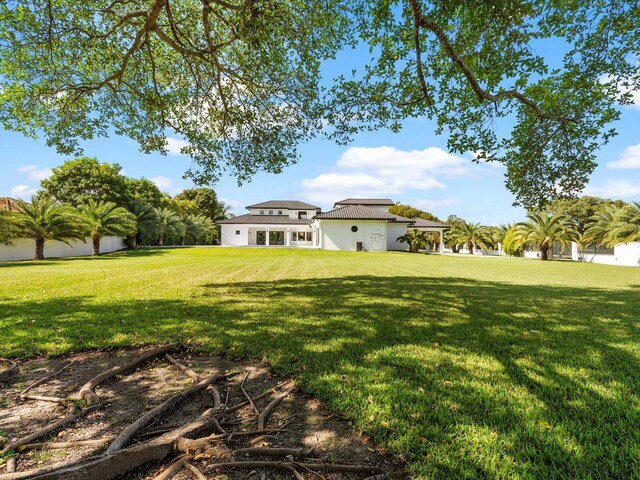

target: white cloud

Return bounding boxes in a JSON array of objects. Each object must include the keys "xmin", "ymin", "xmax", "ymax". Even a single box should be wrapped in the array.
[
  {"xmin": 10, "ymin": 185, "xmax": 38, "ymax": 198},
  {"xmin": 607, "ymin": 143, "xmax": 640, "ymax": 170},
  {"xmin": 17, "ymin": 165, "xmax": 52, "ymax": 181},
  {"xmin": 412, "ymin": 198, "xmax": 460, "ymax": 211},
  {"xmin": 583, "ymin": 180, "xmax": 640, "ymax": 198},
  {"xmin": 600, "ymin": 74, "xmax": 640, "ymax": 110},
  {"xmin": 165, "ymin": 137, "xmax": 189, "ymax": 156},
  {"xmin": 337, "ymin": 146, "xmax": 471, "ymax": 176},
  {"xmin": 299, "ymin": 146, "xmax": 475, "ymax": 206},
  {"xmin": 151, "ymin": 176, "xmax": 181, "ymax": 195}
]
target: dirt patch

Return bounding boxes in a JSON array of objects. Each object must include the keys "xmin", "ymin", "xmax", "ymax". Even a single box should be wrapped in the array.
[{"xmin": 0, "ymin": 347, "xmax": 405, "ymax": 479}]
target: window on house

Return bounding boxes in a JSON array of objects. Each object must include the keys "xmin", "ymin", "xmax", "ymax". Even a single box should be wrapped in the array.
[
  {"xmin": 278, "ymin": 210, "xmax": 283, "ymax": 215},
  {"xmin": 298, "ymin": 211, "xmax": 307, "ymax": 219},
  {"xmin": 259, "ymin": 210, "xmax": 264, "ymax": 215},
  {"xmin": 305, "ymin": 232, "xmax": 312, "ymax": 241},
  {"xmin": 351, "ymin": 225, "xmax": 358, "ymax": 232},
  {"xmin": 269, "ymin": 210, "xmax": 273, "ymax": 215},
  {"xmin": 235, "ymin": 230, "xmax": 240, "ymax": 235}
]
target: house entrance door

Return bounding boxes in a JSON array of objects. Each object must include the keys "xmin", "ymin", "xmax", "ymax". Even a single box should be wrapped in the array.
[{"xmin": 256, "ymin": 231, "xmax": 266, "ymax": 245}]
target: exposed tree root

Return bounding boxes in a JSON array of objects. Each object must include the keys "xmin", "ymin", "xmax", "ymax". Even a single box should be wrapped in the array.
[
  {"xmin": 0, "ymin": 405, "xmax": 102, "ymax": 456},
  {"xmin": 17, "ymin": 439, "xmax": 112, "ymax": 452},
  {"xmin": 153, "ymin": 456, "xmax": 191, "ymax": 480},
  {"xmin": 5, "ymin": 458, "xmax": 16, "ymax": 474},
  {"xmin": 20, "ymin": 361, "xmax": 76, "ymax": 395},
  {"xmin": 232, "ymin": 446, "xmax": 314, "ymax": 458},
  {"xmin": 0, "ymin": 353, "xmax": 391, "ymax": 480},
  {"xmin": 207, "ymin": 460, "xmax": 383, "ymax": 475},
  {"xmin": 19, "ymin": 395, "xmax": 68, "ymax": 405},
  {"xmin": 257, "ymin": 384, "xmax": 295, "ymax": 430},
  {"xmin": 240, "ymin": 371, "xmax": 259, "ymax": 415},
  {"xmin": 78, "ymin": 345, "xmax": 175, "ymax": 405},
  {"xmin": 105, "ymin": 370, "xmax": 237, "ymax": 454},
  {"xmin": 0, "ymin": 360, "xmax": 19, "ymax": 383},
  {"xmin": 183, "ymin": 462, "xmax": 207, "ymax": 480}
]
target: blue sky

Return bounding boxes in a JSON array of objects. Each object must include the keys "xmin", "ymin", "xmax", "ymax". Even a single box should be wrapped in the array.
[{"xmin": 1, "ymin": 47, "xmax": 639, "ymax": 225}]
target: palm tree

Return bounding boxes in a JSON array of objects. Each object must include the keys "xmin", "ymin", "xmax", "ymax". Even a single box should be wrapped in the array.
[
  {"xmin": 449, "ymin": 222, "xmax": 491, "ymax": 254},
  {"xmin": 606, "ymin": 202, "xmax": 640, "ymax": 245},
  {"xmin": 584, "ymin": 204, "xmax": 618, "ymax": 247},
  {"xmin": 516, "ymin": 211, "xmax": 577, "ymax": 261},
  {"xmin": 154, "ymin": 208, "xmax": 182, "ymax": 246},
  {"xmin": 212, "ymin": 201, "xmax": 233, "ymax": 222},
  {"xmin": 194, "ymin": 216, "xmax": 216, "ymax": 244},
  {"xmin": 0, "ymin": 210, "xmax": 16, "ymax": 245},
  {"xmin": 13, "ymin": 195, "xmax": 84, "ymax": 260},
  {"xmin": 127, "ymin": 202, "xmax": 158, "ymax": 247},
  {"xmin": 501, "ymin": 224, "xmax": 523, "ymax": 256},
  {"xmin": 397, "ymin": 229, "xmax": 428, "ymax": 253},
  {"xmin": 78, "ymin": 199, "xmax": 136, "ymax": 255},
  {"xmin": 178, "ymin": 214, "xmax": 199, "ymax": 245}
]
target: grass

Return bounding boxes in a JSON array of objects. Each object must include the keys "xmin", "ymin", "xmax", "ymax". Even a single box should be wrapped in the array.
[{"xmin": 1, "ymin": 247, "xmax": 639, "ymax": 478}]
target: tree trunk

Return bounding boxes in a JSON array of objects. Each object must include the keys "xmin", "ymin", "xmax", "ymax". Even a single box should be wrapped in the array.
[
  {"xmin": 468, "ymin": 242, "xmax": 474, "ymax": 254},
  {"xmin": 34, "ymin": 238, "xmax": 45, "ymax": 260},
  {"xmin": 159, "ymin": 234, "xmax": 164, "ymax": 246},
  {"xmin": 92, "ymin": 235, "xmax": 101, "ymax": 256},
  {"xmin": 540, "ymin": 244, "xmax": 549, "ymax": 261}
]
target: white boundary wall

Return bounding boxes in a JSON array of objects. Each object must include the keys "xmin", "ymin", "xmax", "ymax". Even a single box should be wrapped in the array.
[
  {"xmin": 571, "ymin": 242, "xmax": 640, "ymax": 267},
  {"xmin": 0, "ymin": 236, "xmax": 124, "ymax": 262}
]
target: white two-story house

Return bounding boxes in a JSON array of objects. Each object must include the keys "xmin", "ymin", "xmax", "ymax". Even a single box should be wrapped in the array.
[{"xmin": 218, "ymin": 198, "xmax": 448, "ymax": 252}]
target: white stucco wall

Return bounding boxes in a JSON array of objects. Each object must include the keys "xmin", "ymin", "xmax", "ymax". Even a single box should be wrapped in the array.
[
  {"xmin": 387, "ymin": 223, "xmax": 409, "ymax": 251},
  {"xmin": 0, "ymin": 236, "xmax": 124, "ymax": 262},
  {"xmin": 221, "ymin": 224, "xmax": 249, "ymax": 246},
  {"xmin": 319, "ymin": 220, "xmax": 388, "ymax": 251},
  {"xmin": 572, "ymin": 242, "xmax": 640, "ymax": 267}
]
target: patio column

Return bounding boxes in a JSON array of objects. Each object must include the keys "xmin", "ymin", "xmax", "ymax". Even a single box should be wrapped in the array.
[
  {"xmin": 266, "ymin": 227, "xmax": 270, "ymax": 246},
  {"xmin": 439, "ymin": 229, "xmax": 444, "ymax": 253},
  {"xmin": 286, "ymin": 227, "xmax": 291, "ymax": 246}
]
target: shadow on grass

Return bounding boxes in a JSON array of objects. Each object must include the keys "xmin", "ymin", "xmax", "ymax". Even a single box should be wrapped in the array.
[
  {"xmin": 1, "ymin": 275, "xmax": 639, "ymax": 477},
  {"xmin": 0, "ymin": 248, "xmax": 170, "ymax": 268}
]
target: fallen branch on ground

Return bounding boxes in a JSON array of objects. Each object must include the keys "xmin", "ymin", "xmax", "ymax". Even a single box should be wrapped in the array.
[
  {"xmin": 164, "ymin": 354, "xmax": 200, "ymax": 382},
  {"xmin": 20, "ymin": 361, "xmax": 76, "ymax": 395},
  {"xmin": 0, "ymin": 404, "xmax": 102, "ymax": 456}
]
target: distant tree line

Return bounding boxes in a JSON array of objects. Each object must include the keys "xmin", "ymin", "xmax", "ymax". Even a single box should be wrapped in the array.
[
  {"xmin": 391, "ymin": 197, "xmax": 640, "ymax": 261},
  {"xmin": 0, "ymin": 157, "xmax": 232, "ymax": 259}
]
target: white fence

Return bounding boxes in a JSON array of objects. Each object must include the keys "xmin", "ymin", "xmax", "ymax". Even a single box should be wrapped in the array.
[
  {"xmin": 0, "ymin": 236, "xmax": 124, "ymax": 262},
  {"xmin": 571, "ymin": 242, "xmax": 640, "ymax": 267}
]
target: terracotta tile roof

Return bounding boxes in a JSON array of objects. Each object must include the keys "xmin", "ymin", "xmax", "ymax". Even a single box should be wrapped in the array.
[
  {"xmin": 314, "ymin": 205, "xmax": 411, "ymax": 222},
  {"xmin": 246, "ymin": 200, "xmax": 320, "ymax": 210},
  {"xmin": 411, "ymin": 218, "xmax": 449, "ymax": 228},
  {"xmin": 333, "ymin": 198, "xmax": 395, "ymax": 207},
  {"xmin": 0, "ymin": 197, "xmax": 20, "ymax": 212},
  {"xmin": 217, "ymin": 214, "xmax": 312, "ymax": 225}
]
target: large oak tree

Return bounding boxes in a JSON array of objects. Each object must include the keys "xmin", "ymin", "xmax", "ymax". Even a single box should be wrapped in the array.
[{"xmin": 1, "ymin": 1, "xmax": 638, "ymax": 206}]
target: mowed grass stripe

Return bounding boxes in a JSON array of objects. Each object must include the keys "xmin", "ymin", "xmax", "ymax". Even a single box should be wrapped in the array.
[{"xmin": 1, "ymin": 247, "xmax": 639, "ymax": 479}]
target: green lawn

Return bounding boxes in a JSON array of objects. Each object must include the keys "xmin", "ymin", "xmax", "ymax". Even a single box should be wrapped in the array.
[{"xmin": 1, "ymin": 248, "xmax": 639, "ymax": 478}]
